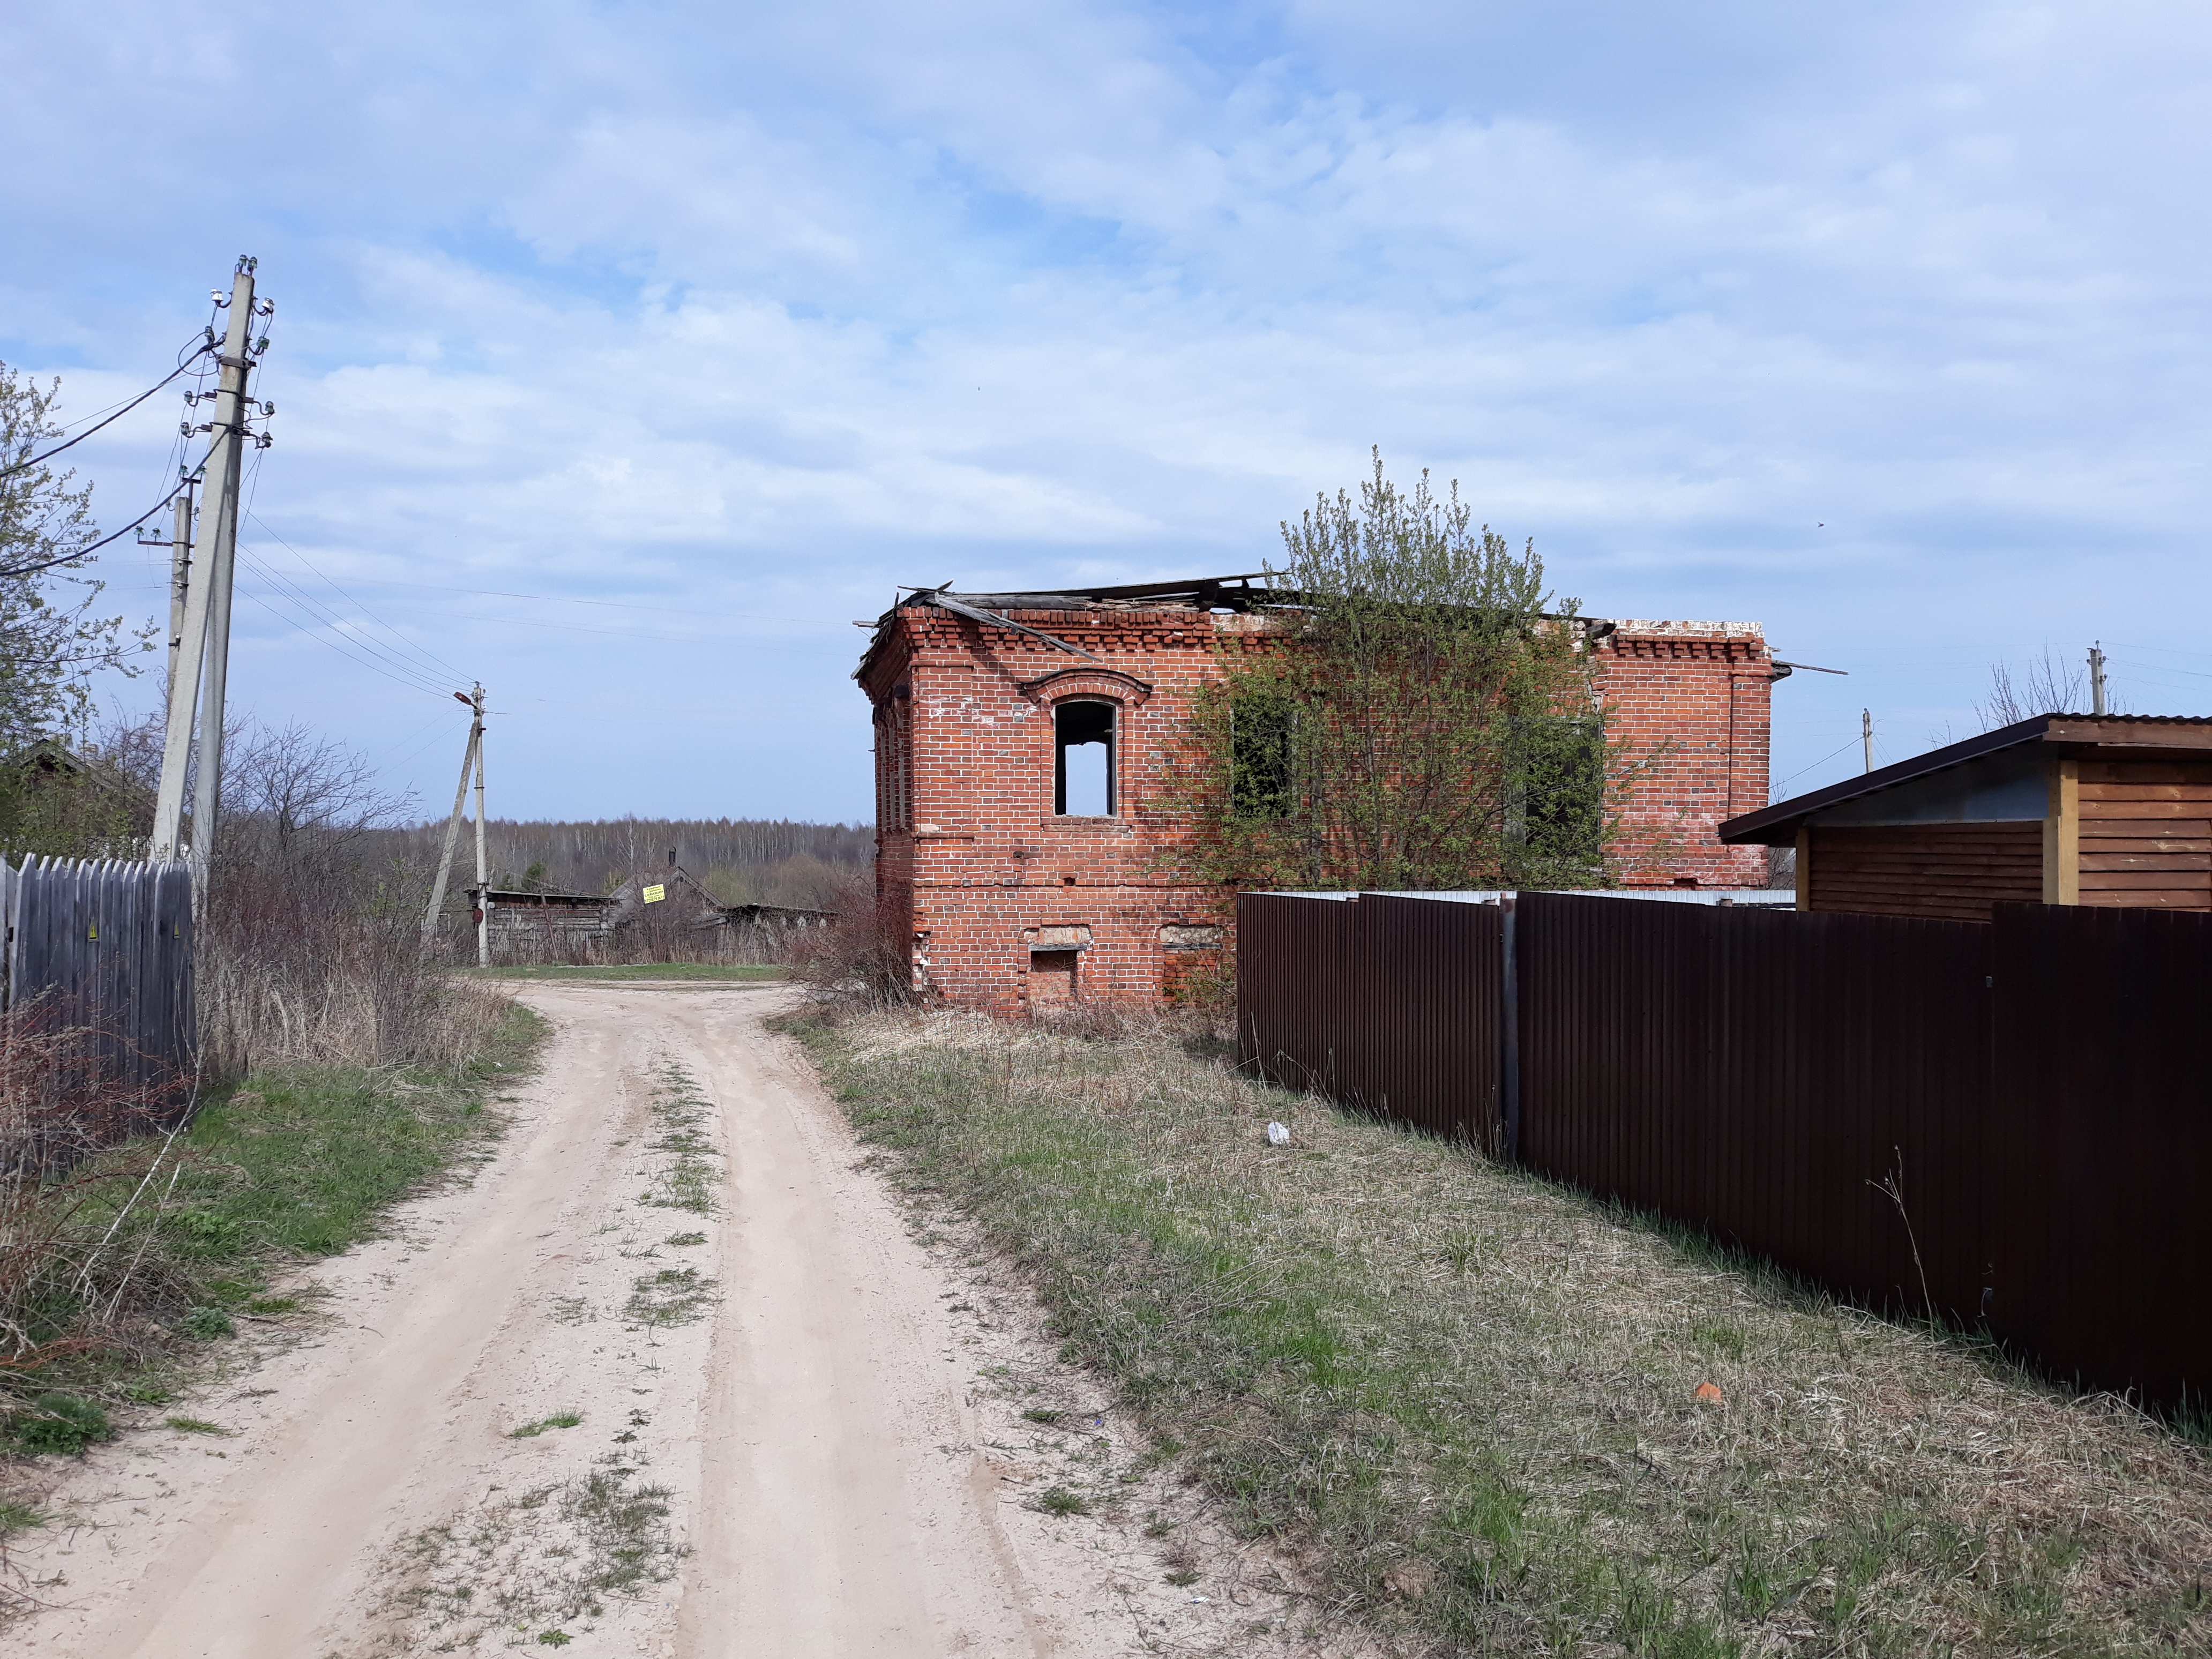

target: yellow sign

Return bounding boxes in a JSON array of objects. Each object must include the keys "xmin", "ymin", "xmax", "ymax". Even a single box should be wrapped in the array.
[{"xmin": 641, "ymin": 884, "xmax": 666, "ymax": 905}]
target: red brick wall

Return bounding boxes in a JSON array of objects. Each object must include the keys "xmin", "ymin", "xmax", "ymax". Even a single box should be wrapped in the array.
[
  {"xmin": 1594, "ymin": 622, "xmax": 1775, "ymax": 890},
  {"xmin": 858, "ymin": 605, "xmax": 1774, "ymax": 1011}
]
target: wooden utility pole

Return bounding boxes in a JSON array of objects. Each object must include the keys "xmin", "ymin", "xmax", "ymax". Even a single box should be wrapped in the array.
[
  {"xmin": 422, "ymin": 686, "xmax": 484, "ymax": 954},
  {"xmin": 152, "ymin": 257, "xmax": 263, "ymax": 894}
]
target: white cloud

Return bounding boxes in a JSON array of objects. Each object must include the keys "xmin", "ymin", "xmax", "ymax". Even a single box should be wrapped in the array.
[{"xmin": 2, "ymin": 0, "xmax": 2209, "ymax": 815}]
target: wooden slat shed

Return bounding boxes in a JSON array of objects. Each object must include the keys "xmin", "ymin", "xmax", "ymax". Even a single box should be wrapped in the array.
[{"xmin": 1718, "ymin": 715, "xmax": 2212, "ymax": 920}]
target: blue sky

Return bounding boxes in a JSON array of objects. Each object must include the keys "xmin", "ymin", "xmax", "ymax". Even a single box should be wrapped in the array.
[{"xmin": 5, "ymin": 2, "xmax": 2209, "ymax": 823}]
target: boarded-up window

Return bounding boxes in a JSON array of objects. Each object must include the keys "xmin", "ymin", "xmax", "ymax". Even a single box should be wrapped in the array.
[
  {"xmin": 1029, "ymin": 947, "xmax": 1080, "ymax": 1002},
  {"xmin": 875, "ymin": 694, "xmax": 913, "ymax": 830}
]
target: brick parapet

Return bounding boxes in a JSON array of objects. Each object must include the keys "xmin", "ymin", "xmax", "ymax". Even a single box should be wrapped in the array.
[{"xmin": 1595, "ymin": 623, "xmax": 1774, "ymax": 888}]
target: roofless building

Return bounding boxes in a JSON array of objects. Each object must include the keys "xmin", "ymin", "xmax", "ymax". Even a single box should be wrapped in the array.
[{"xmin": 857, "ymin": 575, "xmax": 1786, "ymax": 1011}]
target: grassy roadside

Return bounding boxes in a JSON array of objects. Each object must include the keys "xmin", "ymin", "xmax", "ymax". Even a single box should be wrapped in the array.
[
  {"xmin": 463, "ymin": 963, "xmax": 786, "ymax": 983},
  {"xmin": 0, "ymin": 998, "xmax": 545, "ymax": 1477},
  {"xmin": 790, "ymin": 1006, "xmax": 2212, "ymax": 1657}
]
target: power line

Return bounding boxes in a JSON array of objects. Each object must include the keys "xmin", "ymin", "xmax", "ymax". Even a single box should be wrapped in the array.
[
  {"xmin": 370, "ymin": 711, "xmax": 474, "ymax": 776},
  {"xmin": 0, "ymin": 338, "xmax": 215, "ymax": 480},
  {"xmin": 430, "ymin": 609, "xmax": 824, "ymax": 647},
  {"xmin": 234, "ymin": 548, "xmax": 460, "ymax": 698},
  {"xmin": 0, "ymin": 462, "xmax": 208, "ymax": 580},
  {"xmin": 342, "ymin": 572, "xmax": 842, "ymax": 626},
  {"xmin": 229, "ymin": 581, "xmax": 465, "ymax": 700},
  {"xmin": 243, "ymin": 511, "xmax": 472, "ymax": 684},
  {"xmin": 237, "ymin": 554, "xmax": 465, "ymax": 694},
  {"xmin": 1770, "ymin": 735, "xmax": 1864, "ymax": 795}
]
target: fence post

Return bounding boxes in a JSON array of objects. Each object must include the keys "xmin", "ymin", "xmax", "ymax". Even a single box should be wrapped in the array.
[{"xmin": 1501, "ymin": 893, "xmax": 1521, "ymax": 1164}]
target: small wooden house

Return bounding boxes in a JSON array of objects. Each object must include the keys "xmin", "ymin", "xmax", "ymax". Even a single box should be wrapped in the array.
[
  {"xmin": 1718, "ymin": 715, "xmax": 2212, "ymax": 921},
  {"xmin": 465, "ymin": 885, "xmax": 614, "ymax": 946}
]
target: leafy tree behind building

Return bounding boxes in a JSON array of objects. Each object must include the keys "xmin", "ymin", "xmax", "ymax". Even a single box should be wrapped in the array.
[
  {"xmin": 1172, "ymin": 451, "xmax": 1635, "ymax": 893},
  {"xmin": 0, "ymin": 363, "xmax": 156, "ymax": 855}
]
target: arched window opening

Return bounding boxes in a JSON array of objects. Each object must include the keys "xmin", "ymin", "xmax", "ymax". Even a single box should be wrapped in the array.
[{"xmin": 1055, "ymin": 700, "xmax": 1115, "ymax": 816}]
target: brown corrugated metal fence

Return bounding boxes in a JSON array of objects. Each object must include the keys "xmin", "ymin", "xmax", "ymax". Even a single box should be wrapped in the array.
[
  {"xmin": 1238, "ymin": 888, "xmax": 2212, "ymax": 1409},
  {"xmin": 1237, "ymin": 893, "xmax": 1501, "ymax": 1150},
  {"xmin": 1514, "ymin": 892, "xmax": 1992, "ymax": 1322},
  {"xmin": 1987, "ymin": 902, "xmax": 2212, "ymax": 1403}
]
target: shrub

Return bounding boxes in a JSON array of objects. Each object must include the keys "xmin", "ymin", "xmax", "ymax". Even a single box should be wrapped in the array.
[
  {"xmin": 179, "ymin": 1306, "xmax": 233, "ymax": 1340},
  {"xmin": 790, "ymin": 876, "xmax": 915, "ymax": 1009},
  {"xmin": 8, "ymin": 1392, "xmax": 113, "ymax": 1455}
]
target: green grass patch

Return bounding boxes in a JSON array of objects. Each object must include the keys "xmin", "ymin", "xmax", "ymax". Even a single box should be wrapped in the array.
[
  {"xmin": 790, "ymin": 1007, "xmax": 2212, "ymax": 1657},
  {"xmin": 640, "ymin": 1062, "xmax": 718, "ymax": 1216},
  {"xmin": 465, "ymin": 962, "xmax": 786, "ymax": 982},
  {"xmin": 164, "ymin": 1416, "xmax": 229, "ymax": 1436},
  {"xmin": 168, "ymin": 1003, "xmax": 542, "ymax": 1264},
  {"xmin": 510, "ymin": 1411, "xmax": 585, "ymax": 1439},
  {"xmin": 624, "ymin": 1267, "xmax": 714, "ymax": 1329},
  {"xmin": 4, "ymin": 1393, "xmax": 114, "ymax": 1456},
  {"xmin": 0, "ymin": 1000, "xmax": 545, "ymax": 1454}
]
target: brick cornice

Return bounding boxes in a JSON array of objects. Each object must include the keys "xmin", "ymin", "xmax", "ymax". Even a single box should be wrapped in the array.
[{"xmin": 1017, "ymin": 667, "xmax": 1154, "ymax": 707}]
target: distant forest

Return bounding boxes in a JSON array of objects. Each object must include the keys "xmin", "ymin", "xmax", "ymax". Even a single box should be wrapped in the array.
[{"xmin": 367, "ymin": 817, "xmax": 871, "ymax": 909}]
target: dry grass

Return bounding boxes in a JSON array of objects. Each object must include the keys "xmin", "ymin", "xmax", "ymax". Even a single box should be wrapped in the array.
[
  {"xmin": 794, "ymin": 1005, "xmax": 2212, "ymax": 1657},
  {"xmin": 200, "ymin": 918, "xmax": 514, "ymax": 1078}
]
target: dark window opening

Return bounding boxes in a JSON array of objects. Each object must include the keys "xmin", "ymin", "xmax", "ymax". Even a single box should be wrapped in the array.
[
  {"xmin": 1230, "ymin": 696, "xmax": 1292, "ymax": 820},
  {"xmin": 1513, "ymin": 715, "xmax": 1606, "ymax": 865},
  {"xmin": 1055, "ymin": 700, "xmax": 1115, "ymax": 816}
]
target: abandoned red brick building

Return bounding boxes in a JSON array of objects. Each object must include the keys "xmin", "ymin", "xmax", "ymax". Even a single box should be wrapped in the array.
[{"xmin": 856, "ymin": 576, "xmax": 1781, "ymax": 1012}]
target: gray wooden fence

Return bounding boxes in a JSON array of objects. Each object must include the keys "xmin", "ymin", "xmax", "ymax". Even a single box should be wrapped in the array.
[{"xmin": 3, "ymin": 856, "xmax": 196, "ymax": 1107}]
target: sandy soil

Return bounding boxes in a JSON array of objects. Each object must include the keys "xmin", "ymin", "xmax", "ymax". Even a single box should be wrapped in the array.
[{"xmin": 6, "ymin": 984, "xmax": 1365, "ymax": 1658}]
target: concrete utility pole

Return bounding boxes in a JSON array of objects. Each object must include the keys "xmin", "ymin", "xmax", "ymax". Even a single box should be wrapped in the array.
[
  {"xmin": 1863, "ymin": 708, "xmax": 1874, "ymax": 774},
  {"xmin": 421, "ymin": 687, "xmax": 485, "ymax": 954},
  {"xmin": 152, "ymin": 257, "xmax": 263, "ymax": 893},
  {"xmin": 165, "ymin": 482, "xmax": 194, "ymax": 685},
  {"xmin": 473, "ymin": 693, "xmax": 491, "ymax": 968},
  {"xmin": 2089, "ymin": 642, "xmax": 2108, "ymax": 716},
  {"xmin": 134, "ymin": 480, "xmax": 195, "ymax": 679}
]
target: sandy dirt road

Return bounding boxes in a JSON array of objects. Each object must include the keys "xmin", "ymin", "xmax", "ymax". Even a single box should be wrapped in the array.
[{"xmin": 11, "ymin": 984, "xmax": 1343, "ymax": 1658}]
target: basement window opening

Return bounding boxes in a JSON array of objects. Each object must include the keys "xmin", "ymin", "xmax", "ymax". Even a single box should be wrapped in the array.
[{"xmin": 1055, "ymin": 700, "xmax": 1116, "ymax": 816}]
